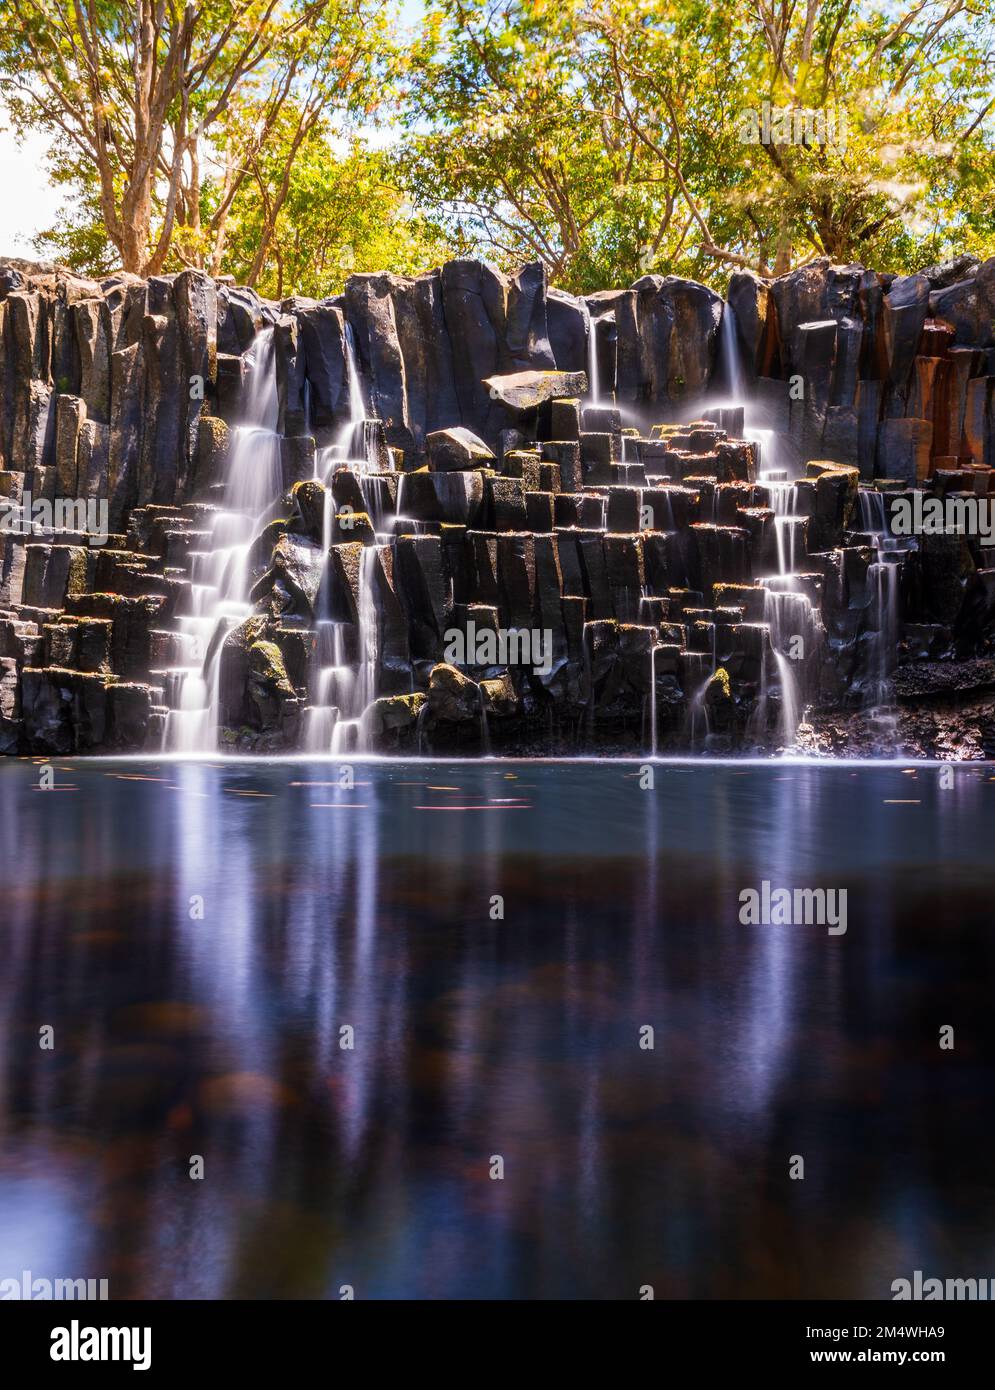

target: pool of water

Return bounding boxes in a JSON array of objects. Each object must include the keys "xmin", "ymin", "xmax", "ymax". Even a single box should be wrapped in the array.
[{"xmin": 1, "ymin": 758, "xmax": 993, "ymax": 1299}]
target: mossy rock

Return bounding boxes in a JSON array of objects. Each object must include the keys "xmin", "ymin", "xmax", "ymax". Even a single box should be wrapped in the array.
[
  {"xmin": 704, "ymin": 666, "xmax": 733, "ymax": 704},
  {"xmin": 368, "ymin": 691, "xmax": 426, "ymax": 734},
  {"xmin": 247, "ymin": 640, "xmax": 295, "ymax": 696},
  {"xmin": 427, "ymin": 662, "xmax": 481, "ymax": 722},
  {"xmin": 334, "ymin": 510, "xmax": 375, "ymax": 546}
]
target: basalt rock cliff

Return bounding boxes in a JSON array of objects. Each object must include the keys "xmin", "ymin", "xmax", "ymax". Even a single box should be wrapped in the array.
[{"xmin": 1, "ymin": 252, "xmax": 995, "ymax": 757}]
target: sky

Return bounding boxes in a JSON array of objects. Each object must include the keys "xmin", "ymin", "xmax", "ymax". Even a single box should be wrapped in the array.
[{"xmin": 0, "ymin": 110, "xmax": 65, "ymax": 257}]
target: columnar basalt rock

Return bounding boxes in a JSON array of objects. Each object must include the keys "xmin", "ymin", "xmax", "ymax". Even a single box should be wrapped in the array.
[{"xmin": 2, "ymin": 253, "xmax": 995, "ymax": 755}]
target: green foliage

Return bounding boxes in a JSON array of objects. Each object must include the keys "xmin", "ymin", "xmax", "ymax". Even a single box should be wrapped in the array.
[
  {"xmin": 0, "ymin": 0, "xmax": 402, "ymax": 276},
  {"xmin": 397, "ymin": 0, "xmax": 995, "ymax": 290},
  {"xmin": 1, "ymin": 0, "xmax": 993, "ymax": 292},
  {"xmin": 217, "ymin": 126, "xmax": 451, "ymax": 297}
]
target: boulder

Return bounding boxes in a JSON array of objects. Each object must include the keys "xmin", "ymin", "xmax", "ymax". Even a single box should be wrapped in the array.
[
  {"xmin": 252, "ymin": 533, "xmax": 326, "ymax": 618},
  {"xmin": 426, "ymin": 426, "xmax": 495, "ymax": 472},
  {"xmin": 427, "ymin": 662, "xmax": 480, "ymax": 722},
  {"xmin": 929, "ymin": 257, "xmax": 995, "ymax": 348},
  {"xmin": 247, "ymin": 639, "xmax": 297, "ymax": 729},
  {"xmin": 482, "ymin": 369, "xmax": 587, "ymax": 413},
  {"xmin": 367, "ymin": 691, "xmax": 425, "ymax": 747},
  {"xmin": 289, "ymin": 478, "xmax": 327, "ymax": 543}
]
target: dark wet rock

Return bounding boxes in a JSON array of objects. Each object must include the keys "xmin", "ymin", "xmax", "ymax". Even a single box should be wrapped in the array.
[
  {"xmin": 883, "ymin": 273, "xmax": 931, "ymax": 385},
  {"xmin": 280, "ymin": 435, "xmax": 315, "ymax": 490},
  {"xmin": 929, "ymin": 257, "xmax": 995, "ymax": 347},
  {"xmin": 367, "ymin": 691, "xmax": 425, "ymax": 749},
  {"xmin": 441, "ymin": 259, "xmax": 510, "ymax": 445},
  {"xmin": 805, "ymin": 461, "xmax": 859, "ymax": 550},
  {"xmin": 427, "ymin": 662, "xmax": 480, "ymax": 722},
  {"xmin": 327, "ymin": 542, "xmax": 363, "ymax": 625},
  {"xmin": 480, "ymin": 670, "xmax": 518, "ymax": 716},
  {"xmin": 426, "ymin": 426, "xmax": 495, "ymax": 471},
  {"xmin": 401, "ymin": 469, "xmax": 486, "ymax": 526},
  {"xmin": 295, "ymin": 301, "xmax": 350, "ymax": 428},
  {"xmin": 727, "ymin": 270, "xmax": 777, "ymax": 381},
  {"xmin": 331, "ymin": 509, "xmax": 376, "ymax": 547},
  {"xmin": 396, "ymin": 534, "xmax": 449, "ymax": 658},
  {"xmin": 892, "ymin": 658, "xmax": 995, "ymax": 702},
  {"xmin": 247, "ymin": 639, "xmax": 297, "ymax": 729},
  {"xmin": 2, "ymin": 252, "xmax": 995, "ymax": 756},
  {"xmin": 289, "ymin": 478, "xmax": 326, "ymax": 543},
  {"xmin": 546, "ymin": 289, "xmax": 587, "ymax": 372},
  {"xmin": 615, "ymin": 276, "xmax": 722, "ymax": 407},
  {"xmin": 252, "ymin": 533, "xmax": 326, "ymax": 619}
]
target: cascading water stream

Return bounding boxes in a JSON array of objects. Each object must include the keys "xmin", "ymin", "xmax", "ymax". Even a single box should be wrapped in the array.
[
  {"xmin": 858, "ymin": 487, "xmax": 902, "ymax": 717},
  {"xmin": 581, "ymin": 301, "xmax": 600, "ymax": 404},
  {"xmin": 859, "ymin": 489, "xmax": 887, "ymax": 535},
  {"xmin": 717, "ymin": 301, "xmax": 746, "ymax": 402},
  {"xmin": 765, "ymin": 479, "xmax": 804, "ymax": 576},
  {"xmin": 756, "ymin": 476, "xmax": 821, "ymax": 750},
  {"xmin": 163, "ymin": 328, "xmax": 281, "ymax": 751},
  {"xmin": 329, "ymin": 545, "xmax": 380, "ymax": 754},
  {"xmin": 648, "ymin": 643, "xmax": 664, "ymax": 757},
  {"xmin": 302, "ymin": 322, "xmax": 392, "ymax": 750}
]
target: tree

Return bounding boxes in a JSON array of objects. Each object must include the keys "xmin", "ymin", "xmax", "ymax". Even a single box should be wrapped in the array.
[
  {"xmin": 397, "ymin": 0, "xmax": 995, "ymax": 290},
  {"xmin": 217, "ymin": 121, "xmax": 451, "ymax": 296},
  {"xmin": 602, "ymin": 0, "xmax": 995, "ymax": 275},
  {"xmin": 0, "ymin": 0, "xmax": 394, "ymax": 276},
  {"xmin": 397, "ymin": 0, "xmax": 719, "ymax": 292}
]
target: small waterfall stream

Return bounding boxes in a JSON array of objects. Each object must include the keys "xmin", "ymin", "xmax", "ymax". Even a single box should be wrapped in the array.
[
  {"xmin": 757, "ymin": 476, "xmax": 820, "ymax": 749},
  {"xmin": 327, "ymin": 545, "xmax": 380, "ymax": 754},
  {"xmin": 717, "ymin": 301, "xmax": 746, "ymax": 401},
  {"xmin": 581, "ymin": 302, "xmax": 601, "ymax": 405},
  {"xmin": 163, "ymin": 328, "xmax": 281, "ymax": 751},
  {"xmin": 306, "ymin": 326, "xmax": 387, "ymax": 752},
  {"xmin": 163, "ymin": 316, "xmax": 392, "ymax": 755},
  {"xmin": 859, "ymin": 488, "xmax": 902, "ymax": 717}
]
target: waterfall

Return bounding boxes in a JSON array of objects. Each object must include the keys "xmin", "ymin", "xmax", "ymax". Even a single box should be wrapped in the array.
[
  {"xmin": 859, "ymin": 489, "xmax": 888, "ymax": 535},
  {"xmin": 163, "ymin": 328, "xmax": 280, "ymax": 752},
  {"xmin": 715, "ymin": 298, "xmax": 786, "ymax": 480},
  {"xmin": 477, "ymin": 683, "xmax": 491, "ymax": 755},
  {"xmin": 343, "ymin": 321, "xmax": 366, "ymax": 423},
  {"xmin": 305, "ymin": 547, "xmax": 382, "ymax": 756},
  {"xmin": 765, "ymin": 478, "xmax": 802, "ymax": 575},
  {"xmin": 856, "ymin": 488, "xmax": 902, "ymax": 715},
  {"xmin": 755, "ymin": 477, "xmax": 821, "ymax": 749},
  {"xmin": 336, "ymin": 321, "xmax": 387, "ymax": 474},
  {"xmin": 718, "ymin": 301, "xmax": 746, "ymax": 402},
  {"xmin": 582, "ymin": 301, "xmax": 600, "ymax": 404},
  {"xmin": 303, "ymin": 621, "xmax": 350, "ymax": 752},
  {"xmin": 685, "ymin": 662, "xmax": 712, "ymax": 747},
  {"xmin": 867, "ymin": 560, "xmax": 899, "ymax": 707},
  {"xmin": 326, "ymin": 544, "xmax": 380, "ymax": 754},
  {"xmin": 759, "ymin": 579, "xmax": 816, "ymax": 748},
  {"xmin": 649, "ymin": 643, "xmax": 662, "ymax": 757}
]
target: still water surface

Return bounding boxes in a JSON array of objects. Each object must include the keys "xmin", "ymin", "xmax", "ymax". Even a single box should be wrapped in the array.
[{"xmin": 1, "ymin": 759, "xmax": 993, "ymax": 1299}]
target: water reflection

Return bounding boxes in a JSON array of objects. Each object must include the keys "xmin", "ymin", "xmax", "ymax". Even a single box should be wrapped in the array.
[{"xmin": 0, "ymin": 760, "xmax": 993, "ymax": 1298}]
